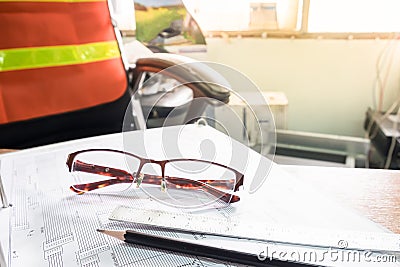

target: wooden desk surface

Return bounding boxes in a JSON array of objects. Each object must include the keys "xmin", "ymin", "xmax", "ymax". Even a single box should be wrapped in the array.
[{"xmin": 284, "ymin": 166, "xmax": 400, "ymax": 234}]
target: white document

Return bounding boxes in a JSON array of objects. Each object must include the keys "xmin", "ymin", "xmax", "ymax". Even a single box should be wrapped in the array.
[{"xmin": 0, "ymin": 125, "xmax": 399, "ymax": 267}]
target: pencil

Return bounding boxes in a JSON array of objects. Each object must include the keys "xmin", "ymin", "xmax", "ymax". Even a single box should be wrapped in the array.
[{"xmin": 97, "ymin": 229, "xmax": 313, "ymax": 267}]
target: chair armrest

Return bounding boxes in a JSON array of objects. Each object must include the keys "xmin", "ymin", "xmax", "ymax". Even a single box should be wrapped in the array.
[{"xmin": 132, "ymin": 53, "xmax": 231, "ymax": 103}]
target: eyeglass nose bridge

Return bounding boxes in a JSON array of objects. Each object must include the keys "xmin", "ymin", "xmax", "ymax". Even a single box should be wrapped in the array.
[
  {"xmin": 135, "ymin": 160, "xmax": 168, "ymax": 192},
  {"xmin": 135, "ymin": 173, "xmax": 144, "ymax": 188}
]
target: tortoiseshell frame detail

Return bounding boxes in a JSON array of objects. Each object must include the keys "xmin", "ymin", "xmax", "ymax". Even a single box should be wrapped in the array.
[{"xmin": 66, "ymin": 149, "xmax": 244, "ymax": 203}]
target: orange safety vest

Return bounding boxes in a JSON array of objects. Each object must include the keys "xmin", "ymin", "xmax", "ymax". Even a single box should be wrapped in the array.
[{"xmin": 0, "ymin": 0, "xmax": 127, "ymax": 124}]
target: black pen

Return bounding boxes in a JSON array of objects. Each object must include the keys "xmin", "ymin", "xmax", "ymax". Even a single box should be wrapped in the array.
[{"xmin": 97, "ymin": 229, "xmax": 315, "ymax": 267}]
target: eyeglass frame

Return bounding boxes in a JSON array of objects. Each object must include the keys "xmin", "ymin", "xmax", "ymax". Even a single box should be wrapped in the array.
[{"xmin": 66, "ymin": 148, "xmax": 244, "ymax": 204}]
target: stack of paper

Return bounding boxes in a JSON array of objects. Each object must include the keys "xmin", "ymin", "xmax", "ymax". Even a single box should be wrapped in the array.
[{"xmin": 0, "ymin": 125, "xmax": 398, "ymax": 267}]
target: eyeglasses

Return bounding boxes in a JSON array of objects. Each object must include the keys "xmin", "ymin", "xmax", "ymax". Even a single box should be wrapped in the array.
[{"xmin": 66, "ymin": 149, "xmax": 244, "ymax": 208}]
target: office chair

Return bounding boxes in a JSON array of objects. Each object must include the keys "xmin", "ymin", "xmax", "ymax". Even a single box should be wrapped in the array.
[{"xmin": 0, "ymin": 0, "xmax": 230, "ymax": 149}]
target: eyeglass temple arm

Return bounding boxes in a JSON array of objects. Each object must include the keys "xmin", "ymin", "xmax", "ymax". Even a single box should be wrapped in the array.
[
  {"xmin": 70, "ymin": 160, "xmax": 134, "ymax": 193},
  {"xmin": 72, "ymin": 160, "xmax": 133, "ymax": 180},
  {"xmin": 70, "ymin": 161, "xmax": 240, "ymax": 203},
  {"xmin": 140, "ymin": 174, "xmax": 240, "ymax": 203},
  {"xmin": 141, "ymin": 173, "xmax": 235, "ymax": 190},
  {"xmin": 71, "ymin": 161, "xmax": 235, "ymax": 190},
  {"xmin": 170, "ymin": 178, "xmax": 240, "ymax": 203},
  {"xmin": 70, "ymin": 179, "xmax": 133, "ymax": 194}
]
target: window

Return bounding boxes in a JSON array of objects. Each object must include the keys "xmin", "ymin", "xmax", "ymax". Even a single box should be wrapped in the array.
[
  {"xmin": 308, "ymin": 0, "xmax": 400, "ymax": 33},
  {"xmin": 183, "ymin": 0, "xmax": 400, "ymax": 38},
  {"xmin": 183, "ymin": 0, "xmax": 301, "ymax": 32}
]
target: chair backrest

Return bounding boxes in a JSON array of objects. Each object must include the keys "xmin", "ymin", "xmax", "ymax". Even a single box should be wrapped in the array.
[{"xmin": 0, "ymin": 0, "xmax": 131, "ymax": 148}]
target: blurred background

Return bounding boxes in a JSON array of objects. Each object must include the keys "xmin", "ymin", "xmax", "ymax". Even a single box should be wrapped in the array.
[{"xmin": 111, "ymin": 0, "xmax": 400, "ymax": 169}]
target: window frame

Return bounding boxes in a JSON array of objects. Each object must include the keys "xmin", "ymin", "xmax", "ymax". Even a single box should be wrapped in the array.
[{"xmin": 203, "ymin": 0, "xmax": 400, "ymax": 40}]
